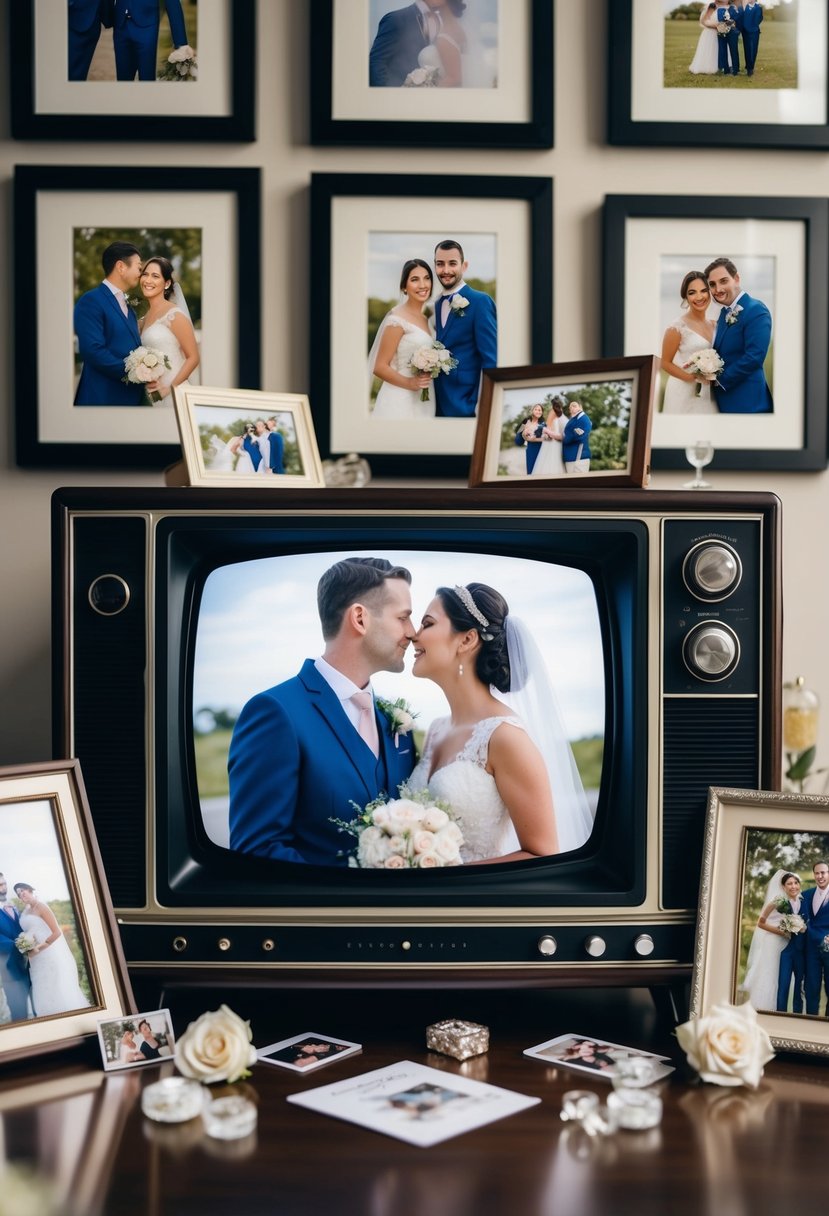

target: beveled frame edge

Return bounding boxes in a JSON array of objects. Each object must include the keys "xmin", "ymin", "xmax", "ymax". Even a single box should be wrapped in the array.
[
  {"xmin": 601, "ymin": 193, "xmax": 829, "ymax": 472},
  {"xmin": 692, "ymin": 785, "xmax": 829, "ymax": 1057},
  {"xmin": 0, "ymin": 760, "xmax": 136, "ymax": 1066},
  {"xmin": 309, "ymin": 171, "xmax": 554, "ymax": 478},
  {"xmin": 171, "ymin": 385, "xmax": 326, "ymax": 490},
  {"xmin": 9, "ymin": 0, "xmax": 256, "ymax": 142},
  {"xmin": 13, "ymin": 164, "xmax": 262, "ymax": 471},
  {"xmin": 469, "ymin": 354, "xmax": 656, "ymax": 488},
  {"xmin": 607, "ymin": 0, "xmax": 829, "ymax": 150},
  {"xmin": 309, "ymin": 0, "xmax": 553, "ymax": 148}
]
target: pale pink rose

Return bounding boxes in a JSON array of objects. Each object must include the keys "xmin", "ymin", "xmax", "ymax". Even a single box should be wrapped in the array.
[
  {"xmin": 421, "ymin": 808, "xmax": 449, "ymax": 832},
  {"xmin": 412, "ymin": 830, "xmax": 436, "ymax": 854},
  {"xmin": 384, "ymin": 853, "xmax": 407, "ymax": 869},
  {"xmin": 416, "ymin": 853, "xmax": 439, "ymax": 868}
]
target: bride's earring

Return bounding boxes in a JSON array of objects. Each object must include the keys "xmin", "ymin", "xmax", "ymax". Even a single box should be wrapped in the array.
[{"xmin": 458, "ymin": 662, "xmax": 464, "ymax": 677}]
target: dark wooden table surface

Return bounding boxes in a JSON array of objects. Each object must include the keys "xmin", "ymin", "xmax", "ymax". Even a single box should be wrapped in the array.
[{"xmin": 1, "ymin": 984, "xmax": 827, "ymax": 1216}]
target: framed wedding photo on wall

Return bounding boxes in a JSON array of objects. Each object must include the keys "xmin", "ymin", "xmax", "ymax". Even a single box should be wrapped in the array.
[
  {"xmin": 310, "ymin": 172, "xmax": 553, "ymax": 479},
  {"xmin": 0, "ymin": 761, "xmax": 134, "ymax": 1066},
  {"xmin": 13, "ymin": 165, "xmax": 261, "ymax": 470},
  {"xmin": 469, "ymin": 355, "xmax": 656, "ymax": 488},
  {"xmin": 310, "ymin": 0, "xmax": 553, "ymax": 148},
  {"xmin": 608, "ymin": 0, "xmax": 829, "ymax": 150},
  {"xmin": 693, "ymin": 786, "xmax": 829, "ymax": 1057},
  {"xmin": 10, "ymin": 0, "xmax": 255, "ymax": 141},
  {"xmin": 602, "ymin": 194, "xmax": 829, "ymax": 472}
]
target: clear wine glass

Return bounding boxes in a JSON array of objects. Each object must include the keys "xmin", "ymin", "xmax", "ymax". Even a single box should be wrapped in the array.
[{"xmin": 684, "ymin": 440, "xmax": 714, "ymax": 489}]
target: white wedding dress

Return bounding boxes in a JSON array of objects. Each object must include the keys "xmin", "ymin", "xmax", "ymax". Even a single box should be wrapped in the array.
[
  {"xmin": 233, "ymin": 443, "xmax": 256, "ymax": 474},
  {"xmin": 689, "ymin": 15, "xmax": 720, "ymax": 74},
  {"xmin": 370, "ymin": 314, "xmax": 435, "ymax": 420},
  {"xmin": 662, "ymin": 318, "xmax": 718, "ymax": 414},
  {"xmin": 408, "ymin": 716, "xmax": 524, "ymax": 863},
  {"xmin": 532, "ymin": 415, "xmax": 565, "ymax": 477},
  {"xmin": 740, "ymin": 908, "xmax": 787, "ymax": 1011},
  {"xmin": 20, "ymin": 910, "xmax": 90, "ymax": 1017},
  {"xmin": 141, "ymin": 307, "xmax": 189, "ymax": 403}
]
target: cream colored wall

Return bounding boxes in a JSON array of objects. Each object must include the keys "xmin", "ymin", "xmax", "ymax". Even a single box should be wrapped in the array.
[{"xmin": 0, "ymin": 0, "xmax": 826, "ymax": 776}]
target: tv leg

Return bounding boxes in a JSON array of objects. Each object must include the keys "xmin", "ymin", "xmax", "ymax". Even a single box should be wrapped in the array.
[{"xmin": 649, "ymin": 982, "xmax": 689, "ymax": 1027}]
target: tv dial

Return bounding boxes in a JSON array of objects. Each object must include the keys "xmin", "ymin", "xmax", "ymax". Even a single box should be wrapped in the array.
[
  {"xmin": 682, "ymin": 541, "xmax": 742, "ymax": 602},
  {"xmin": 584, "ymin": 935, "xmax": 606, "ymax": 958},
  {"xmin": 537, "ymin": 934, "xmax": 557, "ymax": 957},
  {"xmin": 682, "ymin": 621, "xmax": 740, "ymax": 682}
]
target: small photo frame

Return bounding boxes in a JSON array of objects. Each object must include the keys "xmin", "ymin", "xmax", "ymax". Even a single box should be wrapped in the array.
[
  {"xmin": 257, "ymin": 1032, "xmax": 362, "ymax": 1073},
  {"xmin": 97, "ymin": 1008, "xmax": 175, "ymax": 1072},
  {"xmin": 523, "ymin": 1033, "xmax": 673, "ymax": 1082},
  {"xmin": 0, "ymin": 761, "xmax": 134, "ymax": 1065},
  {"xmin": 469, "ymin": 356, "xmax": 656, "ymax": 487},
  {"xmin": 693, "ymin": 787, "xmax": 829, "ymax": 1057},
  {"xmin": 170, "ymin": 386, "xmax": 325, "ymax": 489}
]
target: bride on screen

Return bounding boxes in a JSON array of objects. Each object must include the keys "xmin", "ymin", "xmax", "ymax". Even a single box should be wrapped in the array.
[
  {"xmin": 14, "ymin": 883, "xmax": 90, "ymax": 1017},
  {"xmin": 407, "ymin": 583, "xmax": 593, "ymax": 863},
  {"xmin": 139, "ymin": 256, "xmax": 200, "ymax": 403}
]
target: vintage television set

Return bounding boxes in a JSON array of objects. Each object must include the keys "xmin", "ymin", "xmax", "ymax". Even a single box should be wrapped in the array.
[{"xmin": 52, "ymin": 486, "xmax": 781, "ymax": 990}]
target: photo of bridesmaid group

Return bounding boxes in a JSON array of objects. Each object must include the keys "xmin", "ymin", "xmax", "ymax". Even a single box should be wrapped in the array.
[{"xmin": 662, "ymin": 0, "xmax": 797, "ymax": 88}]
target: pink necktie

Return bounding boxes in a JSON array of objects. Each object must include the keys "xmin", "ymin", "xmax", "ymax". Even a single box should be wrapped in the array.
[{"xmin": 351, "ymin": 690, "xmax": 379, "ymax": 757}]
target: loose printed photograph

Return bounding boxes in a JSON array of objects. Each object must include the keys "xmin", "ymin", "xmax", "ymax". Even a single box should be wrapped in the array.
[
  {"xmin": 98, "ymin": 1008, "xmax": 175, "ymax": 1071},
  {"xmin": 523, "ymin": 1033, "xmax": 674, "ymax": 1083},
  {"xmin": 287, "ymin": 1059, "xmax": 540, "ymax": 1147},
  {"xmin": 257, "ymin": 1032, "xmax": 362, "ymax": 1073}
]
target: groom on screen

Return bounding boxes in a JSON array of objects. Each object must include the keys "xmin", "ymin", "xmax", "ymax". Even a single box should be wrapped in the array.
[
  {"xmin": 228, "ymin": 557, "xmax": 417, "ymax": 866},
  {"xmin": 433, "ymin": 239, "xmax": 498, "ymax": 418},
  {"xmin": 74, "ymin": 241, "xmax": 145, "ymax": 407}
]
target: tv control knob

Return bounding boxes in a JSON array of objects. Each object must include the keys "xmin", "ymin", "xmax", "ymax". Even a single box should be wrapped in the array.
[
  {"xmin": 584, "ymin": 935, "xmax": 606, "ymax": 958},
  {"xmin": 682, "ymin": 542, "xmax": 742, "ymax": 601},
  {"xmin": 682, "ymin": 621, "xmax": 740, "ymax": 682},
  {"xmin": 537, "ymin": 935, "xmax": 557, "ymax": 957},
  {"xmin": 634, "ymin": 934, "xmax": 655, "ymax": 957}
]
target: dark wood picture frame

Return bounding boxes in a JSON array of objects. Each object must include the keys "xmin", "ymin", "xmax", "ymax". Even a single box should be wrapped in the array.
[
  {"xmin": 14, "ymin": 164, "xmax": 261, "ymax": 471},
  {"xmin": 310, "ymin": 171, "xmax": 553, "ymax": 479},
  {"xmin": 602, "ymin": 193, "xmax": 829, "ymax": 472},
  {"xmin": 10, "ymin": 0, "xmax": 256, "ymax": 142},
  {"xmin": 608, "ymin": 0, "xmax": 829, "ymax": 150},
  {"xmin": 310, "ymin": 0, "xmax": 553, "ymax": 148},
  {"xmin": 470, "ymin": 355, "xmax": 656, "ymax": 488}
]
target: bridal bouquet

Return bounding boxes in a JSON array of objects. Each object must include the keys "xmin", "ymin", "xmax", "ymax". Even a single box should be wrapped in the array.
[
  {"xmin": 333, "ymin": 785, "xmax": 464, "ymax": 868},
  {"xmin": 158, "ymin": 45, "xmax": 198, "ymax": 81},
  {"xmin": 686, "ymin": 347, "xmax": 724, "ymax": 396},
  {"xmin": 123, "ymin": 346, "xmax": 171, "ymax": 403},
  {"xmin": 717, "ymin": 19, "xmax": 735, "ymax": 35},
  {"xmin": 14, "ymin": 932, "xmax": 37, "ymax": 956},
  {"xmin": 403, "ymin": 66, "xmax": 439, "ymax": 87},
  {"xmin": 778, "ymin": 912, "xmax": 806, "ymax": 936},
  {"xmin": 410, "ymin": 342, "xmax": 459, "ymax": 402}
]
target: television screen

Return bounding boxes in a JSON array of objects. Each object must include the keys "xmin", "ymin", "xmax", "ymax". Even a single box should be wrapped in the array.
[{"xmin": 192, "ymin": 550, "xmax": 606, "ymax": 866}]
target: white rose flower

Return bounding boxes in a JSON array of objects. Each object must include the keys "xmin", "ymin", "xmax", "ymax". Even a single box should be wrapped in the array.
[
  {"xmin": 416, "ymin": 852, "xmax": 439, "ymax": 868},
  {"xmin": 175, "ymin": 1005, "xmax": 256, "ymax": 1085},
  {"xmin": 396, "ymin": 710, "xmax": 416, "ymax": 733},
  {"xmin": 412, "ymin": 830, "xmax": 436, "ymax": 854},
  {"xmin": 433, "ymin": 827, "xmax": 462, "ymax": 862},
  {"xmin": 371, "ymin": 806, "xmax": 391, "ymax": 830},
  {"xmin": 384, "ymin": 853, "xmax": 407, "ymax": 868},
  {"xmin": 386, "ymin": 800, "xmax": 424, "ymax": 834},
  {"xmin": 358, "ymin": 828, "xmax": 393, "ymax": 868},
  {"xmin": 676, "ymin": 1001, "xmax": 774, "ymax": 1089},
  {"xmin": 421, "ymin": 808, "xmax": 449, "ymax": 832}
]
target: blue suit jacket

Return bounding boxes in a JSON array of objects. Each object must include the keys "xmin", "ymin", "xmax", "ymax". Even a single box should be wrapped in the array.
[
  {"xmin": 268, "ymin": 431, "xmax": 285, "ymax": 474},
  {"xmin": 515, "ymin": 423, "xmax": 543, "ymax": 473},
  {"xmin": 433, "ymin": 286, "xmax": 498, "ymax": 418},
  {"xmin": 74, "ymin": 284, "xmax": 144, "ymax": 407},
  {"xmin": 112, "ymin": 0, "xmax": 187, "ymax": 47},
  {"xmin": 742, "ymin": 3, "xmax": 763, "ymax": 33},
  {"xmin": 244, "ymin": 435, "xmax": 262, "ymax": 471},
  {"xmin": 562, "ymin": 412, "xmax": 592, "ymax": 463},
  {"xmin": 228, "ymin": 659, "xmax": 416, "ymax": 866},
  {"xmin": 68, "ymin": 0, "xmax": 112, "ymax": 33},
  {"xmin": 0, "ymin": 907, "xmax": 28, "ymax": 980},
  {"xmin": 369, "ymin": 4, "xmax": 427, "ymax": 87},
  {"xmin": 712, "ymin": 293, "xmax": 773, "ymax": 414}
]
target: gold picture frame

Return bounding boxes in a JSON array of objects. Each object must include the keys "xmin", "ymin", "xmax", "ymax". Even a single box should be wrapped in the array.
[
  {"xmin": 0, "ymin": 761, "xmax": 134, "ymax": 1064},
  {"xmin": 170, "ymin": 385, "xmax": 325, "ymax": 489},
  {"xmin": 693, "ymin": 786, "xmax": 829, "ymax": 1057}
]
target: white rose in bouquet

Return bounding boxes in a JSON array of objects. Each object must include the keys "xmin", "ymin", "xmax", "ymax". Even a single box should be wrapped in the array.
[
  {"xmin": 335, "ymin": 784, "xmax": 464, "ymax": 868},
  {"xmin": 175, "ymin": 1005, "xmax": 257, "ymax": 1085},
  {"xmin": 421, "ymin": 807, "xmax": 449, "ymax": 832},
  {"xmin": 676, "ymin": 1001, "xmax": 774, "ymax": 1089}
]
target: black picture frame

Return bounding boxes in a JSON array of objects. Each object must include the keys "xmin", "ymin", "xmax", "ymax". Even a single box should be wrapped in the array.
[
  {"xmin": 608, "ymin": 0, "xmax": 829, "ymax": 150},
  {"xmin": 14, "ymin": 164, "xmax": 261, "ymax": 471},
  {"xmin": 10, "ymin": 0, "xmax": 256, "ymax": 142},
  {"xmin": 310, "ymin": 0, "xmax": 553, "ymax": 148},
  {"xmin": 602, "ymin": 193, "xmax": 829, "ymax": 473},
  {"xmin": 310, "ymin": 171, "xmax": 553, "ymax": 479}
]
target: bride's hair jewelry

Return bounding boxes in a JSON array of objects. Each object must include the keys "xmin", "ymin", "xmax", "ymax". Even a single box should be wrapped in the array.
[{"xmin": 452, "ymin": 585, "xmax": 494, "ymax": 640}]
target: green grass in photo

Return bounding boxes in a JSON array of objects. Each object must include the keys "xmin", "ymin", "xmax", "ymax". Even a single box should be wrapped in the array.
[{"xmin": 663, "ymin": 15, "xmax": 798, "ymax": 89}]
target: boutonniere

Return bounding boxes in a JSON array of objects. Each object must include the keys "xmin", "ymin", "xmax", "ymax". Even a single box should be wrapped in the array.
[
  {"xmin": 726, "ymin": 304, "xmax": 743, "ymax": 326},
  {"xmin": 376, "ymin": 697, "xmax": 418, "ymax": 748},
  {"xmin": 451, "ymin": 294, "xmax": 470, "ymax": 315}
]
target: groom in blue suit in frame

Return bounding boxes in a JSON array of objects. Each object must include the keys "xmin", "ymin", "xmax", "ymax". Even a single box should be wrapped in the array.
[
  {"xmin": 433, "ymin": 240, "xmax": 498, "ymax": 418},
  {"xmin": 74, "ymin": 241, "xmax": 145, "ymax": 407},
  {"xmin": 703, "ymin": 256, "xmax": 773, "ymax": 414},
  {"xmin": 0, "ymin": 873, "xmax": 31, "ymax": 1022},
  {"xmin": 112, "ymin": 0, "xmax": 189, "ymax": 81},
  {"xmin": 802, "ymin": 860, "xmax": 829, "ymax": 1015},
  {"xmin": 741, "ymin": 1, "xmax": 763, "ymax": 77},
  {"xmin": 67, "ymin": 0, "xmax": 113, "ymax": 80},
  {"xmin": 369, "ymin": 1, "xmax": 435, "ymax": 87},
  {"xmin": 717, "ymin": 4, "xmax": 743, "ymax": 74},
  {"xmin": 228, "ymin": 558, "xmax": 417, "ymax": 866}
]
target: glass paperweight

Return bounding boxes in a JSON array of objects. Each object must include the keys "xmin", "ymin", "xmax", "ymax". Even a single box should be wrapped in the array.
[
  {"xmin": 610, "ymin": 1055, "xmax": 664, "ymax": 1089},
  {"xmin": 560, "ymin": 1089, "xmax": 618, "ymax": 1136},
  {"xmin": 141, "ymin": 1077, "xmax": 207, "ymax": 1124},
  {"xmin": 203, "ymin": 1095, "xmax": 258, "ymax": 1141},
  {"xmin": 607, "ymin": 1086, "xmax": 663, "ymax": 1131}
]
